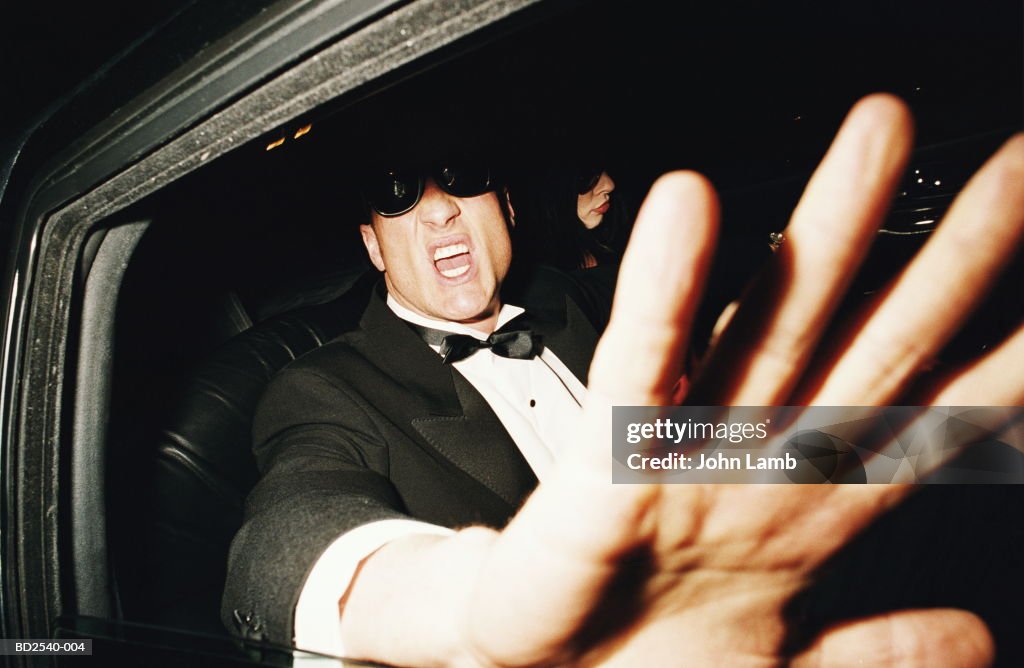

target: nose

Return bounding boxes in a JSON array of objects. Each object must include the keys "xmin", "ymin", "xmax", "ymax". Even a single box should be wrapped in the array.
[
  {"xmin": 596, "ymin": 171, "xmax": 615, "ymax": 195},
  {"xmin": 416, "ymin": 178, "xmax": 460, "ymax": 227}
]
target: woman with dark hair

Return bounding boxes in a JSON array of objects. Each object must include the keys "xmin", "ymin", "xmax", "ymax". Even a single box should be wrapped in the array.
[{"xmin": 512, "ymin": 167, "xmax": 632, "ymax": 271}]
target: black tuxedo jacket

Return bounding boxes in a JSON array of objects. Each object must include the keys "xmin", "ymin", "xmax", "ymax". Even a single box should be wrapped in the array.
[{"xmin": 222, "ymin": 282, "xmax": 601, "ymax": 644}]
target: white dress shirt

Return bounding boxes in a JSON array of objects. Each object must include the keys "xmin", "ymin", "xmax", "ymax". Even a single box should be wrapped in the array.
[{"xmin": 293, "ymin": 297, "xmax": 587, "ymax": 657}]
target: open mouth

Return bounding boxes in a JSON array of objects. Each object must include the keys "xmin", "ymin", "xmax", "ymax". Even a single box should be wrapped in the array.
[{"xmin": 433, "ymin": 242, "xmax": 472, "ymax": 278}]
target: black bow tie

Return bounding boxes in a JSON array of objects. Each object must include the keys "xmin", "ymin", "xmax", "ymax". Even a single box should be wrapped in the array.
[{"xmin": 408, "ymin": 318, "xmax": 544, "ymax": 364}]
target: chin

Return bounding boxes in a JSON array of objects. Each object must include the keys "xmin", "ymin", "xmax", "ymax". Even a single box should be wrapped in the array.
[{"xmin": 441, "ymin": 288, "xmax": 497, "ymax": 323}]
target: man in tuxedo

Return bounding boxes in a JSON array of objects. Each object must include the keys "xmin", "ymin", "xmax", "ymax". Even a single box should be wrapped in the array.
[
  {"xmin": 225, "ymin": 95, "xmax": 1023, "ymax": 666},
  {"xmin": 223, "ymin": 161, "xmax": 609, "ymax": 650}
]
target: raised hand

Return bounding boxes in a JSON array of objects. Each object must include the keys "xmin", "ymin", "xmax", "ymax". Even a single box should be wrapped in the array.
[
  {"xmin": 463, "ymin": 95, "xmax": 1021, "ymax": 666},
  {"xmin": 340, "ymin": 95, "xmax": 1021, "ymax": 667}
]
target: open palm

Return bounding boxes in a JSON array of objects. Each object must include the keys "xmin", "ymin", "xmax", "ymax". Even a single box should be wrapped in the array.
[{"xmin": 464, "ymin": 95, "xmax": 1021, "ymax": 667}]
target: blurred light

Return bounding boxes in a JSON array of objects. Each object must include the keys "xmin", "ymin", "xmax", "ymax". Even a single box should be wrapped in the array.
[
  {"xmin": 914, "ymin": 169, "xmax": 920, "ymax": 174},
  {"xmin": 294, "ymin": 124, "xmax": 312, "ymax": 139},
  {"xmin": 934, "ymin": 180, "xmax": 941, "ymax": 186},
  {"xmin": 915, "ymin": 219, "xmax": 936, "ymax": 226},
  {"xmin": 917, "ymin": 178, "xmax": 923, "ymax": 183},
  {"xmin": 266, "ymin": 137, "xmax": 285, "ymax": 151}
]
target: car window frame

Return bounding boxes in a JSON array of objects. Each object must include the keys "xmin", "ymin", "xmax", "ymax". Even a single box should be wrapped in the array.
[{"xmin": 2, "ymin": 0, "xmax": 546, "ymax": 653}]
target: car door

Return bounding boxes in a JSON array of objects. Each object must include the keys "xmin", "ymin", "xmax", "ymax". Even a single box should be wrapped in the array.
[{"xmin": 0, "ymin": 0, "xmax": 547, "ymax": 664}]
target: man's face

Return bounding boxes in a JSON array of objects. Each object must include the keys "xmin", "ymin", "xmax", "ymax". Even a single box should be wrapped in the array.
[{"xmin": 360, "ymin": 178, "xmax": 513, "ymax": 328}]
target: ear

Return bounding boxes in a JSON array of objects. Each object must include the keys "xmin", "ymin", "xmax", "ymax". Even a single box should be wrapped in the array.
[
  {"xmin": 502, "ymin": 187, "xmax": 516, "ymax": 228},
  {"xmin": 360, "ymin": 223, "xmax": 386, "ymax": 272}
]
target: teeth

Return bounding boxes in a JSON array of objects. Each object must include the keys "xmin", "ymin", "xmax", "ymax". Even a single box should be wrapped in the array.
[
  {"xmin": 440, "ymin": 265, "xmax": 470, "ymax": 278},
  {"xmin": 434, "ymin": 243, "xmax": 469, "ymax": 261}
]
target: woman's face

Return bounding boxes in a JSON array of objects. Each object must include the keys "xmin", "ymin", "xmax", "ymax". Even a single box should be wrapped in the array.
[{"xmin": 577, "ymin": 171, "xmax": 616, "ymax": 229}]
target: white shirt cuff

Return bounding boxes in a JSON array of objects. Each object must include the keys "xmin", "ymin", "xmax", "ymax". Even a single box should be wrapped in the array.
[{"xmin": 293, "ymin": 518, "xmax": 455, "ymax": 657}]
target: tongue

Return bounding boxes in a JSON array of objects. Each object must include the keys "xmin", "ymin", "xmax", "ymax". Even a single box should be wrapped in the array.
[{"xmin": 435, "ymin": 253, "xmax": 470, "ymax": 273}]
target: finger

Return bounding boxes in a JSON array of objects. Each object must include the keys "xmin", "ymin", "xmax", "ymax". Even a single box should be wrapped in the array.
[
  {"xmin": 524, "ymin": 170, "xmax": 718, "ymax": 604},
  {"xmin": 692, "ymin": 94, "xmax": 913, "ymax": 404},
  {"xmin": 587, "ymin": 170, "xmax": 719, "ymax": 405},
  {"xmin": 801, "ymin": 134, "xmax": 1024, "ymax": 405},
  {"xmin": 791, "ymin": 609, "xmax": 994, "ymax": 668},
  {"xmin": 916, "ymin": 323, "xmax": 1024, "ymax": 406},
  {"xmin": 466, "ymin": 173, "xmax": 720, "ymax": 665}
]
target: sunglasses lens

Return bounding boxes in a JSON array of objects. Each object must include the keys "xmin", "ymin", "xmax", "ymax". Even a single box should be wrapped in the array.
[
  {"xmin": 436, "ymin": 166, "xmax": 492, "ymax": 198},
  {"xmin": 365, "ymin": 166, "xmax": 493, "ymax": 215},
  {"xmin": 366, "ymin": 170, "xmax": 421, "ymax": 216},
  {"xmin": 576, "ymin": 170, "xmax": 602, "ymax": 195}
]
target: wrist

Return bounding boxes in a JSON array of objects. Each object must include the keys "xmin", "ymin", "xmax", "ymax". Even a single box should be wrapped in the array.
[{"xmin": 340, "ymin": 526, "xmax": 500, "ymax": 667}]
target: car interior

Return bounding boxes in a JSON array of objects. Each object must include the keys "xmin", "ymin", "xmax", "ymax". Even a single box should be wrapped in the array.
[{"xmin": 31, "ymin": 0, "xmax": 1021, "ymax": 663}]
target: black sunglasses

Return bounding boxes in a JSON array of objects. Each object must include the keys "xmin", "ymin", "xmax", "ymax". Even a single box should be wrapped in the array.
[{"xmin": 363, "ymin": 166, "xmax": 494, "ymax": 217}]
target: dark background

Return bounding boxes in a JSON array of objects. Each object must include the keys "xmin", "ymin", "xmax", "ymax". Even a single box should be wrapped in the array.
[
  {"xmin": 3, "ymin": 2, "xmax": 1021, "ymax": 149},
  {"xmin": 0, "ymin": 2, "xmax": 188, "ymax": 133}
]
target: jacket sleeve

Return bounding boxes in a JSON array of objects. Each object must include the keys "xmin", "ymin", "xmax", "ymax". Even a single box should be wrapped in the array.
[{"xmin": 221, "ymin": 364, "xmax": 408, "ymax": 646}]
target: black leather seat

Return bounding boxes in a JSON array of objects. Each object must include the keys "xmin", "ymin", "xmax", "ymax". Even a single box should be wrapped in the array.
[{"xmin": 111, "ymin": 271, "xmax": 374, "ymax": 635}]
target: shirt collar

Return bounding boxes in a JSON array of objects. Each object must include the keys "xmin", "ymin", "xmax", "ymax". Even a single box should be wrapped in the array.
[{"xmin": 386, "ymin": 294, "xmax": 525, "ymax": 341}]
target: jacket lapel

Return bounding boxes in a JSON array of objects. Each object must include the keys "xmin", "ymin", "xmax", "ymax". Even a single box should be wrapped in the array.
[
  {"xmin": 352, "ymin": 283, "xmax": 599, "ymax": 509},
  {"xmin": 355, "ymin": 286, "xmax": 538, "ymax": 507},
  {"xmin": 357, "ymin": 286, "xmax": 462, "ymax": 417},
  {"xmin": 411, "ymin": 376, "xmax": 539, "ymax": 508}
]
